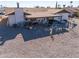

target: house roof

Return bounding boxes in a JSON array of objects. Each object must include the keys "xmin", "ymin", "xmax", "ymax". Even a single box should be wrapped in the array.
[
  {"xmin": 24, "ymin": 8, "xmax": 62, "ymax": 18},
  {"xmin": 4, "ymin": 7, "xmax": 78, "ymax": 19},
  {"xmin": 5, "ymin": 7, "xmax": 62, "ymax": 18},
  {"xmin": 26, "ymin": 13, "xmax": 61, "ymax": 18},
  {"xmin": 5, "ymin": 7, "xmax": 15, "ymax": 15},
  {"xmin": 5, "ymin": 7, "xmax": 62, "ymax": 14}
]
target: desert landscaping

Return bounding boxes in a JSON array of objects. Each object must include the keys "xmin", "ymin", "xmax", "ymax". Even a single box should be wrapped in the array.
[{"xmin": 0, "ymin": 18, "xmax": 79, "ymax": 58}]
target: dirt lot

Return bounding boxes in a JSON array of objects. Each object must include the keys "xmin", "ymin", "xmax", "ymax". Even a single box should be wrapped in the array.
[{"xmin": 0, "ymin": 18, "xmax": 79, "ymax": 58}]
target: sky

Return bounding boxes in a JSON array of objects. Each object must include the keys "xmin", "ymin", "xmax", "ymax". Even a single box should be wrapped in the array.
[{"xmin": 0, "ymin": 1, "xmax": 79, "ymax": 8}]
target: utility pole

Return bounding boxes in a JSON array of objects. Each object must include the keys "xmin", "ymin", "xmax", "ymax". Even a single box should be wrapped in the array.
[
  {"xmin": 17, "ymin": 2, "xmax": 19, "ymax": 8},
  {"xmin": 55, "ymin": 1, "xmax": 58, "ymax": 9}
]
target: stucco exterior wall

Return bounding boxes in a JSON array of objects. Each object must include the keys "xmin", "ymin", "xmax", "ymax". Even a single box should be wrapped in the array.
[
  {"xmin": 15, "ymin": 8, "xmax": 25, "ymax": 24},
  {"xmin": 7, "ymin": 8, "xmax": 25, "ymax": 26},
  {"xmin": 7, "ymin": 15, "xmax": 15, "ymax": 26},
  {"xmin": 57, "ymin": 13, "xmax": 69, "ymax": 20}
]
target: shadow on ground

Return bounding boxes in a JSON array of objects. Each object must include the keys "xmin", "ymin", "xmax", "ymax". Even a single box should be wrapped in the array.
[{"xmin": 0, "ymin": 20, "xmax": 77, "ymax": 46}]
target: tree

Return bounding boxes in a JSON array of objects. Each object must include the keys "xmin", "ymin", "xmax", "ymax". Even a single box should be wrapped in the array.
[
  {"xmin": 47, "ymin": 6, "xmax": 51, "ymax": 8},
  {"xmin": 75, "ymin": 11, "xmax": 79, "ymax": 17},
  {"xmin": 63, "ymin": 4, "xmax": 66, "ymax": 8},
  {"xmin": 58, "ymin": 4, "xmax": 61, "ymax": 9},
  {"xmin": 70, "ymin": 1, "xmax": 73, "ymax": 8},
  {"xmin": 67, "ymin": 6, "xmax": 71, "ymax": 8},
  {"xmin": 35, "ymin": 6, "xmax": 40, "ymax": 8},
  {"xmin": 41, "ymin": 6, "xmax": 45, "ymax": 8}
]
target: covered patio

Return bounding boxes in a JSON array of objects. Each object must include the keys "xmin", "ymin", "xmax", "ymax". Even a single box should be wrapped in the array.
[{"xmin": 25, "ymin": 14, "xmax": 62, "ymax": 27}]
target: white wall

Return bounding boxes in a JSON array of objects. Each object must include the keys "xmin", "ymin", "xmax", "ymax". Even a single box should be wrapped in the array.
[
  {"xmin": 7, "ymin": 15, "xmax": 16, "ymax": 26},
  {"xmin": 15, "ymin": 8, "xmax": 25, "ymax": 24},
  {"xmin": 57, "ymin": 13, "xmax": 69, "ymax": 20},
  {"xmin": 7, "ymin": 8, "xmax": 25, "ymax": 26}
]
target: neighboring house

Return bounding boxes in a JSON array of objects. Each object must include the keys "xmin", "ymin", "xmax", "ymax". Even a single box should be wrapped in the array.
[
  {"xmin": 0, "ymin": 7, "xmax": 5, "ymax": 22},
  {"xmin": 0, "ymin": 6, "xmax": 5, "ymax": 15}
]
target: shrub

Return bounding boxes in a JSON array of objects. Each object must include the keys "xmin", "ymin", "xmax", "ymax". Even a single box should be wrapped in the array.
[{"xmin": 75, "ymin": 12, "xmax": 79, "ymax": 17}]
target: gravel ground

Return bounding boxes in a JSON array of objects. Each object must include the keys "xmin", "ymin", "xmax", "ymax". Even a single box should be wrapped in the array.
[{"xmin": 0, "ymin": 19, "xmax": 79, "ymax": 58}]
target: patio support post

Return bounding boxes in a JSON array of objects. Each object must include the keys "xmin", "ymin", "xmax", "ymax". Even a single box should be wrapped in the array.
[{"xmin": 60, "ymin": 16, "xmax": 62, "ymax": 21}]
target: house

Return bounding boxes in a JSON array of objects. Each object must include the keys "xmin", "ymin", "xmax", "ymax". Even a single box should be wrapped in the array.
[
  {"xmin": 3, "ymin": 3, "xmax": 78, "ymax": 27},
  {"xmin": 5, "ymin": 4, "xmax": 62, "ymax": 26}
]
